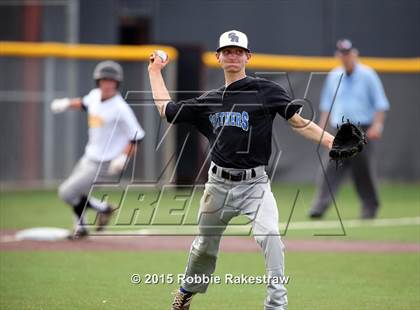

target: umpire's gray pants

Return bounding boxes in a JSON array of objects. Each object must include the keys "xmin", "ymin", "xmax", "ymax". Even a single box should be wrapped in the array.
[
  {"xmin": 182, "ymin": 163, "xmax": 287, "ymax": 310},
  {"xmin": 311, "ymin": 134, "xmax": 379, "ymax": 218},
  {"xmin": 58, "ymin": 155, "xmax": 110, "ymax": 206}
]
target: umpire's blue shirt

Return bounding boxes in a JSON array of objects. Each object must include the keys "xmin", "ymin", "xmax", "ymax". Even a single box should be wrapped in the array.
[{"xmin": 320, "ymin": 63, "xmax": 390, "ymax": 127}]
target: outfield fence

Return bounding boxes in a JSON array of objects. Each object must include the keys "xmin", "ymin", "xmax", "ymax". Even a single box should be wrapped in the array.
[{"xmin": 0, "ymin": 42, "xmax": 178, "ymax": 187}]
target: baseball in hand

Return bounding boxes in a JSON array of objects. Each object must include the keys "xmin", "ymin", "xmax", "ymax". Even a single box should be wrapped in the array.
[{"xmin": 155, "ymin": 50, "xmax": 168, "ymax": 62}]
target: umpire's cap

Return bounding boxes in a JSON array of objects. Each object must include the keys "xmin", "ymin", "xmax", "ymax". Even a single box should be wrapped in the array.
[
  {"xmin": 336, "ymin": 39, "xmax": 354, "ymax": 54},
  {"xmin": 93, "ymin": 61, "xmax": 123, "ymax": 82}
]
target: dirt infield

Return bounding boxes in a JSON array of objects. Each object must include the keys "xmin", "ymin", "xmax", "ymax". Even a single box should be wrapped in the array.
[{"xmin": 0, "ymin": 230, "xmax": 418, "ymax": 252}]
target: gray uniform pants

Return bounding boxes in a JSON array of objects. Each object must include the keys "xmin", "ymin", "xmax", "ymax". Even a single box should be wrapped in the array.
[
  {"xmin": 182, "ymin": 163, "xmax": 287, "ymax": 310},
  {"xmin": 311, "ymin": 133, "xmax": 379, "ymax": 218},
  {"xmin": 58, "ymin": 155, "xmax": 110, "ymax": 206}
]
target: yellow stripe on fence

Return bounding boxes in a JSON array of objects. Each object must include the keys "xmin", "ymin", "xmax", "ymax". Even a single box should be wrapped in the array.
[
  {"xmin": 0, "ymin": 41, "xmax": 178, "ymax": 61},
  {"xmin": 203, "ymin": 52, "xmax": 420, "ymax": 73},
  {"xmin": 1, "ymin": 41, "xmax": 418, "ymax": 73}
]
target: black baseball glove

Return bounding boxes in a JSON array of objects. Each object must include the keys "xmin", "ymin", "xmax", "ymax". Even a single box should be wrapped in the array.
[{"xmin": 329, "ymin": 120, "xmax": 367, "ymax": 163}]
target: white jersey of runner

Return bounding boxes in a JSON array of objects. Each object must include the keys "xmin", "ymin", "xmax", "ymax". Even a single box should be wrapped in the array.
[{"xmin": 82, "ymin": 88, "xmax": 145, "ymax": 162}]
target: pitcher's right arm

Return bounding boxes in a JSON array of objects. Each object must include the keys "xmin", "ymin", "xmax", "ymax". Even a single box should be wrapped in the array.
[{"xmin": 148, "ymin": 51, "xmax": 172, "ymax": 118}]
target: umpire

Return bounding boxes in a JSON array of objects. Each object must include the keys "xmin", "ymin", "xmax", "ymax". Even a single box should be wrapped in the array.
[{"xmin": 309, "ymin": 39, "xmax": 390, "ymax": 219}]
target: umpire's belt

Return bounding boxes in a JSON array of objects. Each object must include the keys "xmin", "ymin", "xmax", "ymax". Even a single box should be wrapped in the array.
[{"xmin": 211, "ymin": 163, "xmax": 257, "ymax": 182}]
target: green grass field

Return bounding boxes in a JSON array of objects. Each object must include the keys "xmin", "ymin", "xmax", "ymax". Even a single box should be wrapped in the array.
[
  {"xmin": 1, "ymin": 183, "xmax": 419, "ymax": 309},
  {"xmin": 1, "ymin": 183, "xmax": 419, "ymax": 241},
  {"xmin": 0, "ymin": 252, "xmax": 418, "ymax": 310}
]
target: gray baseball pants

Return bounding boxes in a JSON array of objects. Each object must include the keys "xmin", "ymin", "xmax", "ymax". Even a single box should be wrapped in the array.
[
  {"xmin": 58, "ymin": 155, "xmax": 112, "ymax": 229},
  {"xmin": 58, "ymin": 155, "xmax": 110, "ymax": 206},
  {"xmin": 182, "ymin": 163, "xmax": 287, "ymax": 310}
]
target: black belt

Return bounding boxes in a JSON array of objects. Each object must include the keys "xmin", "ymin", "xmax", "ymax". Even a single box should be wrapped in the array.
[{"xmin": 211, "ymin": 165, "xmax": 256, "ymax": 181}]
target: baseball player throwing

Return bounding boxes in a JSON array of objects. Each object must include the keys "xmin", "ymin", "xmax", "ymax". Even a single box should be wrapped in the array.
[
  {"xmin": 51, "ymin": 61, "xmax": 145, "ymax": 239},
  {"xmin": 148, "ymin": 31, "xmax": 334, "ymax": 310}
]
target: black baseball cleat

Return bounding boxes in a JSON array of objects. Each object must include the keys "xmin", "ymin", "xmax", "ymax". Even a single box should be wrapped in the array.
[
  {"xmin": 96, "ymin": 205, "xmax": 116, "ymax": 231},
  {"xmin": 308, "ymin": 210, "xmax": 324, "ymax": 219},
  {"xmin": 67, "ymin": 227, "xmax": 89, "ymax": 240},
  {"xmin": 171, "ymin": 289, "xmax": 195, "ymax": 310},
  {"xmin": 361, "ymin": 211, "xmax": 377, "ymax": 220}
]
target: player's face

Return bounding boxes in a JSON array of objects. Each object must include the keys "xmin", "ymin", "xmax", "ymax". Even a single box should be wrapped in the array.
[
  {"xmin": 216, "ymin": 47, "xmax": 251, "ymax": 72},
  {"xmin": 98, "ymin": 79, "xmax": 118, "ymax": 100}
]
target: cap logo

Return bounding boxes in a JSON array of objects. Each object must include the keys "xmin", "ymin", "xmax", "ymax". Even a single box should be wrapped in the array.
[{"xmin": 228, "ymin": 32, "xmax": 239, "ymax": 43}]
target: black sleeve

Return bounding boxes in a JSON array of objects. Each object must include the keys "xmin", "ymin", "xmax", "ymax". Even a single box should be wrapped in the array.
[
  {"xmin": 165, "ymin": 98, "xmax": 199, "ymax": 124},
  {"xmin": 259, "ymin": 79, "xmax": 302, "ymax": 120}
]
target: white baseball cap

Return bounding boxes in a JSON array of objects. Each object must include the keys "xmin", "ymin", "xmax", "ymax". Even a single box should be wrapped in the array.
[{"xmin": 217, "ymin": 30, "xmax": 250, "ymax": 52}]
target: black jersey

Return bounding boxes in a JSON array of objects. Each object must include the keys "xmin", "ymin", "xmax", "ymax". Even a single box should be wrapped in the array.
[{"xmin": 165, "ymin": 76, "xmax": 302, "ymax": 169}]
